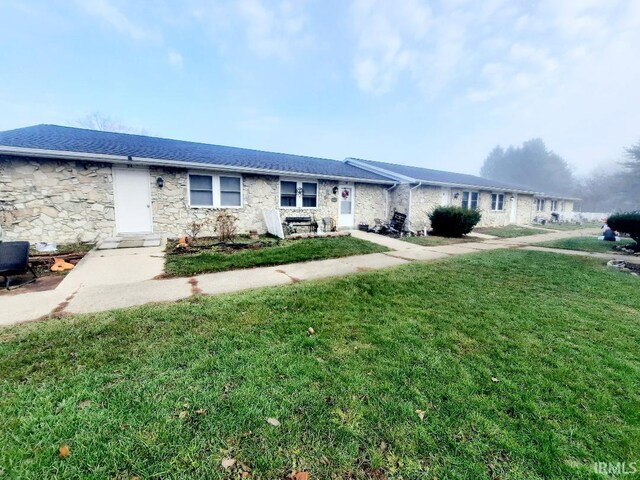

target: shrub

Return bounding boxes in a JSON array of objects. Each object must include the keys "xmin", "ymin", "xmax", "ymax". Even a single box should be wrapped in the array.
[
  {"xmin": 607, "ymin": 211, "xmax": 640, "ymax": 244},
  {"xmin": 185, "ymin": 218, "xmax": 210, "ymax": 242},
  {"xmin": 214, "ymin": 211, "xmax": 238, "ymax": 242},
  {"xmin": 429, "ymin": 206, "xmax": 482, "ymax": 237}
]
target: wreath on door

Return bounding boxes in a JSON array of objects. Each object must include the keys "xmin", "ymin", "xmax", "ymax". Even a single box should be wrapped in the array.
[{"xmin": 341, "ymin": 189, "xmax": 350, "ymax": 199}]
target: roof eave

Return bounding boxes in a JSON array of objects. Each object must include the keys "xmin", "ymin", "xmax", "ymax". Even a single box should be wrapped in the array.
[
  {"xmin": 345, "ymin": 157, "xmax": 540, "ymax": 194},
  {"xmin": 0, "ymin": 146, "xmax": 395, "ymax": 185}
]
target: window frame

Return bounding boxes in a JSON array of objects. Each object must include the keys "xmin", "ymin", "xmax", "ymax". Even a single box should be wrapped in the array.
[
  {"xmin": 279, "ymin": 178, "xmax": 319, "ymax": 209},
  {"xmin": 461, "ymin": 190, "xmax": 479, "ymax": 210},
  {"xmin": 187, "ymin": 172, "xmax": 243, "ymax": 209},
  {"xmin": 491, "ymin": 193, "xmax": 505, "ymax": 211},
  {"xmin": 535, "ymin": 198, "xmax": 546, "ymax": 212}
]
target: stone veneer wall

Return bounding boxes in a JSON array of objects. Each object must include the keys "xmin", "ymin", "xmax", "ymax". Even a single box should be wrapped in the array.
[
  {"xmin": 516, "ymin": 194, "xmax": 536, "ymax": 225},
  {"xmin": 0, "ymin": 158, "xmax": 115, "ymax": 243},
  {"xmin": 353, "ymin": 183, "xmax": 386, "ymax": 227},
  {"xmin": 408, "ymin": 185, "xmax": 441, "ymax": 231},
  {"xmin": 150, "ymin": 168, "xmax": 387, "ymax": 237},
  {"xmin": 389, "ymin": 185, "xmax": 541, "ymax": 231}
]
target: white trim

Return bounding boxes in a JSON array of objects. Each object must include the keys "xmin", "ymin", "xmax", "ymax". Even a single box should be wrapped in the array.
[
  {"xmin": 0, "ymin": 145, "xmax": 393, "ymax": 185},
  {"xmin": 112, "ymin": 166, "xmax": 153, "ymax": 234},
  {"xmin": 490, "ymin": 192, "xmax": 506, "ymax": 211},
  {"xmin": 344, "ymin": 157, "xmax": 544, "ymax": 195},
  {"xmin": 461, "ymin": 190, "xmax": 479, "ymax": 209},
  {"xmin": 187, "ymin": 171, "xmax": 243, "ymax": 209},
  {"xmin": 510, "ymin": 193, "xmax": 518, "ymax": 223},
  {"xmin": 278, "ymin": 178, "xmax": 319, "ymax": 209},
  {"xmin": 337, "ymin": 183, "xmax": 356, "ymax": 228},
  {"xmin": 344, "ymin": 158, "xmax": 415, "ymax": 183}
]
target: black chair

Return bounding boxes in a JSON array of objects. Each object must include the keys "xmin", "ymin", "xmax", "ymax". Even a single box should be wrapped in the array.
[{"xmin": 0, "ymin": 241, "xmax": 37, "ymax": 289}]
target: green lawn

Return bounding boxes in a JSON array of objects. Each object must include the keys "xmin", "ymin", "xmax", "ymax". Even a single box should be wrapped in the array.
[
  {"xmin": 474, "ymin": 225, "xmax": 545, "ymax": 238},
  {"xmin": 534, "ymin": 236, "xmax": 637, "ymax": 254},
  {"xmin": 165, "ymin": 236, "xmax": 388, "ymax": 276},
  {"xmin": 2, "ymin": 250, "xmax": 639, "ymax": 479},
  {"xmin": 533, "ymin": 222, "xmax": 601, "ymax": 231},
  {"xmin": 401, "ymin": 235, "xmax": 475, "ymax": 246}
]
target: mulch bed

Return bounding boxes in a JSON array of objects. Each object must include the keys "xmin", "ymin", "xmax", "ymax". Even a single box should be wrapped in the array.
[{"xmin": 167, "ymin": 236, "xmax": 278, "ymax": 255}]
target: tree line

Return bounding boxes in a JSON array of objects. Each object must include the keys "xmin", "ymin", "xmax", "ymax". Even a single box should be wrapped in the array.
[{"xmin": 479, "ymin": 138, "xmax": 640, "ymax": 212}]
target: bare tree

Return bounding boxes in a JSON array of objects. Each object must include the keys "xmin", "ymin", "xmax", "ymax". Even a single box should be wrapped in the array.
[{"xmin": 76, "ymin": 112, "xmax": 149, "ymax": 135}]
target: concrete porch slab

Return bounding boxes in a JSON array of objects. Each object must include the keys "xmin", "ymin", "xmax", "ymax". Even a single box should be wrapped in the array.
[
  {"xmin": 98, "ymin": 234, "xmax": 162, "ymax": 250},
  {"xmin": 57, "ymin": 246, "xmax": 166, "ymax": 290}
]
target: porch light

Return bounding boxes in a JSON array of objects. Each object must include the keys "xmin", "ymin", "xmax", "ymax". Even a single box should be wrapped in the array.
[
  {"xmin": 453, "ymin": 192, "xmax": 459, "ymax": 199},
  {"xmin": 296, "ymin": 186, "xmax": 304, "ymax": 196},
  {"xmin": 332, "ymin": 186, "xmax": 339, "ymax": 194},
  {"xmin": 156, "ymin": 176, "xmax": 164, "ymax": 188}
]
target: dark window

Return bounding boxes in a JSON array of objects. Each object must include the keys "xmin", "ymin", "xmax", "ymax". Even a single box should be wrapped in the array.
[
  {"xmin": 280, "ymin": 181, "xmax": 297, "ymax": 207},
  {"xmin": 302, "ymin": 182, "xmax": 317, "ymax": 208},
  {"xmin": 462, "ymin": 191, "xmax": 478, "ymax": 209},
  {"xmin": 189, "ymin": 174, "xmax": 213, "ymax": 206},
  {"xmin": 220, "ymin": 176, "xmax": 241, "ymax": 206},
  {"xmin": 491, "ymin": 193, "xmax": 504, "ymax": 210}
]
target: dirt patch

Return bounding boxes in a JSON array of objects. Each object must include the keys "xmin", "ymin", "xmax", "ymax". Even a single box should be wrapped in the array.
[
  {"xmin": 0, "ymin": 275, "xmax": 65, "ymax": 296},
  {"xmin": 188, "ymin": 277, "xmax": 202, "ymax": 294}
]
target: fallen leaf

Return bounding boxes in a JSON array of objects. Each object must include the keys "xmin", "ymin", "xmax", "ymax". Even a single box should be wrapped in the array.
[
  {"xmin": 294, "ymin": 471, "xmax": 310, "ymax": 480},
  {"xmin": 267, "ymin": 417, "xmax": 281, "ymax": 427},
  {"xmin": 77, "ymin": 400, "xmax": 92, "ymax": 409},
  {"xmin": 491, "ymin": 377, "xmax": 499, "ymax": 383},
  {"xmin": 415, "ymin": 410, "xmax": 426, "ymax": 421},
  {"xmin": 195, "ymin": 409, "xmax": 207, "ymax": 415},
  {"xmin": 380, "ymin": 441, "xmax": 388, "ymax": 451},
  {"xmin": 59, "ymin": 445, "xmax": 71, "ymax": 458},
  {"xmin": 307, "ymin": 327, "xmax": 315, "ymax": 336},
  {"xmin": 178, "ymin": 410, "xmax": 188, "ymax": 419},
  {"xmin": 241, "ymin": 472, "xmax": 251, "ymax": 478},
  {"xmin": 221, "ymin": 458, "xmax": 236, "ymax": 469}
]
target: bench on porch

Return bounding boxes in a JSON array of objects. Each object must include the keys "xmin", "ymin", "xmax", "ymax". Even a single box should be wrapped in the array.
[{"xmin": 282, "ymin": 216, "xmax": 318, "ymax": 235}]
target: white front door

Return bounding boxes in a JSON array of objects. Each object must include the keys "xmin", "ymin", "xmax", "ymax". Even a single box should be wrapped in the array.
[
  {"xmin": 440, "ymin": 187, "xmax": 451, "ymax": 206},
  {"xmin": 338, "ymin": 185, "xmax": 355, "ymax": 228},
  {"xmin": 510, "ymin": 194, "xmax": 518, "ymax": 223},
  {"xmin": 113, "ymin": 167, "xmax": 153, "ymax": 234}
]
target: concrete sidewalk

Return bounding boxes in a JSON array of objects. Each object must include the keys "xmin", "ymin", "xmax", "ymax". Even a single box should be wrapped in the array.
[{"xmin": 0, "ymin": 227, "xmax": 607, "ymax": 327}]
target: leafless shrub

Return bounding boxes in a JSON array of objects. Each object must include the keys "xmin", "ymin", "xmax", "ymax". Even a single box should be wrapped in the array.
[
  {"xmin": 214, "ymin": 211, "xmax": 238, "ymax": 242},
  {"xmin": 186, "ymin": 218, "xmax": 210, "ymax": 242}
]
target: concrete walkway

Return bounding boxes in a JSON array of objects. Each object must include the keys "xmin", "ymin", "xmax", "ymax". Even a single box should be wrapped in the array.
[{"xmin": 1, "ymin": 227, "xmax": 616, "ymax": 327}]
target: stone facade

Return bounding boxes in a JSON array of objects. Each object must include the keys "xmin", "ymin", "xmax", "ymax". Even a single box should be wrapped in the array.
[
  {"xmin": 150, "ymin": 170, "xmax": 387, "ymax": 237},
  {"xmin": 382, "ymin": 185, "xmax": 559, "ymax": 231},
  {"xmin": 353, "ymin": 182, "xmax": 387, "ymax": 228},
  {"xmin": 0, "ymin": 158, "xmax": 115, "ymax": 243},
  {"xmin": 0, "ymin": 158, "xmax": 388, "ymax": 242},
  {"xmin": 0, "ymin": 156, "xmax": 575, "ymax": 243}
]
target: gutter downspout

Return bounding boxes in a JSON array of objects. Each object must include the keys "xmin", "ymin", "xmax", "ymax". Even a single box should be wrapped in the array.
[
  {"xmin": 384, "ymin": 183, "xmax": 398, "ymax": 219},
  {"xmin": 408, "ymin": 182, "xmax": 423, "ymax": 233}
]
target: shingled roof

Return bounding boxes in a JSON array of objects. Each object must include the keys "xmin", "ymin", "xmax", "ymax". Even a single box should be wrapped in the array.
[
  {"xmin": 345, "ymin": 157, "xmax": 542, "ymax": 194},
  {"xmin": 0, "ymin": 124, "xmax": 392, "ymax": 183}
]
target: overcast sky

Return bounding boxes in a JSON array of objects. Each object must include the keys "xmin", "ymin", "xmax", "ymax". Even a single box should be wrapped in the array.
[{"xmin": 1, "ymin": 0, "xmax": 639, "ymax": 176}]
